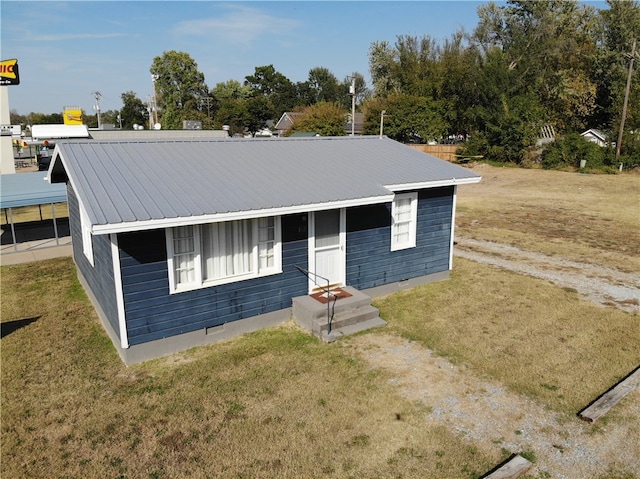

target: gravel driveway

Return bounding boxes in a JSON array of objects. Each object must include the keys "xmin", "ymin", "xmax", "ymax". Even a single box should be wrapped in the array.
[
  {"xmin": 454, "ymin": 238, "xmax": 639, "ymax": 314},
  {"xmin": 345, "ymin": 238, "xmax": 640, "ymax": 478}
]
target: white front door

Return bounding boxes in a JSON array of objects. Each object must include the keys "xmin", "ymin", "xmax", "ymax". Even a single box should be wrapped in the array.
[{"xmin": 309, "ymin": 209, "xmax": 346, "ymax": 292}]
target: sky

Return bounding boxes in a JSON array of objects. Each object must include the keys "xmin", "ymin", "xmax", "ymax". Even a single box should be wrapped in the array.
[{"xmin": 2, "ymin": 0, "xmax": 604, "ymax": 117}]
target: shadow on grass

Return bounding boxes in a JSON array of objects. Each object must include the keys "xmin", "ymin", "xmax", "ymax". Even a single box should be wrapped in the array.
[{"xmin": 1, "ymin": 316, "xmax": 40, "ymax": 339}]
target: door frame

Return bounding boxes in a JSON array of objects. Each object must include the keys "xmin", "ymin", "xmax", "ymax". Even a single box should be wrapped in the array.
[{"xmin": 307, "ymin": 208, "xmax": 346, "ymax": 293}]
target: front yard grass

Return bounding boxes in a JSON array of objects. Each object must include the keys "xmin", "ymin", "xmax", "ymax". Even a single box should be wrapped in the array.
[
  {"xmin": 2, "ymin": 165, "xmax": 638, "ymax": 478},
  {"xmin": 3, "ymin": 255, "xmax": 638, "ymax": 478},
  {"xmin": 2, "ymin": 258, "xmax": 499, "ymax": 479},
  {"xmin": 374, "ymin": 257, "xmax": 639, "ymax": 416}
]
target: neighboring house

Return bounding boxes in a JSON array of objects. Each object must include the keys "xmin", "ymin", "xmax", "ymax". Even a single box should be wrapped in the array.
[
  {"xmin": 275, "ymin": 111, "xmax": 365, "ymax": 136},
  {"xmin": 48, "ymin": 136, "xmax": 481, "ymax": 364},
  {"xmin": 581, "ymin": 129, "xmax": 607, "ymax": 147},
  {"xmin": 274, "ymin": 112, "xmax": 303, "ymax": 136}
]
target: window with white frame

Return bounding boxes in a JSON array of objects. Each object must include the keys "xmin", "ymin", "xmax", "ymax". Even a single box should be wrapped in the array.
[
  {"xmin": 391, "ymin": 192, "xmax": 418, "ymax": 251},
  {"xmin": 80, "ymin": 205, "xmax": 94, "ymax": 266},
  {"xmin": 167, "ymin": 217, "xmax": 281, "ymax": 293}
]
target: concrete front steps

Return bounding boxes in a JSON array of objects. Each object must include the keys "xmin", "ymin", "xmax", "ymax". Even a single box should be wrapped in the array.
[{"xmin": 292, "ymin": 286, "xmax": 386, "ymax": 342}]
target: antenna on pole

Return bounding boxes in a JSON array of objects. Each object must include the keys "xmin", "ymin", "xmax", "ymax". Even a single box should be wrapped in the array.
[{"xmin": 92, "ymin": 91, "xmax": 102, "ymax": 129}]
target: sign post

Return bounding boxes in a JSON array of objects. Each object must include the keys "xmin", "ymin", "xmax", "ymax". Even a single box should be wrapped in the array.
[{"xmin": 1, "ymin": 59, "xmax": 20, "ymax": 174}]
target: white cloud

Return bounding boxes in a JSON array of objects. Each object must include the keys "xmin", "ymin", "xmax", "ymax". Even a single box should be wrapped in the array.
[
  {"xmin": 25, "ymin": 32, "xmax": 128, "ymax": 42},
  {"xmin": 172, "ymin": 5, "xmax": 300, "ymax": 46}
]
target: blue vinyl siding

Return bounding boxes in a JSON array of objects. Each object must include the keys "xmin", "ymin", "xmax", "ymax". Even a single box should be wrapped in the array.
[
  {"xmin": 346, "ymin": 187, "xmax": 454, "ymax": 290},
  {"xmin": 75, "ymin": 188, "xmax": 453, "ymax": 348},
  {"xmin": 118, "ymin": 217, "xmax": 309, "ymax": 346},
  {"xmin": 67, "ymin": 185, "xmax": 120, "ymax": 338}
]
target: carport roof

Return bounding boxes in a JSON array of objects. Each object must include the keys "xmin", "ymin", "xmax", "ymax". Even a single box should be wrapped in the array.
[{"xmin": 1, "ymin": 172, "xmax": 67, "ymax": 209}]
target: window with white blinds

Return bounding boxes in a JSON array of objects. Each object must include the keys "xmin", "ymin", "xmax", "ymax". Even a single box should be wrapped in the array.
[
  {"xmin": 167, "ymin": 217, "xmax": 281, "ymax": 293},
  {"xmin": 391, "ymin": 192, "xmax": 418, "ymax": 251}
]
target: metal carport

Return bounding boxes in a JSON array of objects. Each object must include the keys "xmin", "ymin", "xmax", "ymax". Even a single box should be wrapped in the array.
[{"xmin": 1, "ymin": 172, "xmax": 68, "ymax": 252}]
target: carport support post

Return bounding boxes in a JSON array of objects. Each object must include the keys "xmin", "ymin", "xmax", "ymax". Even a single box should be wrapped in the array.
[
  {"xmin": 9, "ymin": 207, "xmax": 17, "ymax": 252},
  {"xmin": 51, "ymin": 203, "xmax": 59, "ymax": 246}
]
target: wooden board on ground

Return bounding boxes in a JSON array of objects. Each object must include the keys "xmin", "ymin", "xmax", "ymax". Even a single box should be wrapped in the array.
[
  {"xmin": 578, "ymin": 366, "xmax": 640, "ymax": 423},
  {"xmin": 481, "ymin": 454, "xmax": 532, "ymax": 479}
]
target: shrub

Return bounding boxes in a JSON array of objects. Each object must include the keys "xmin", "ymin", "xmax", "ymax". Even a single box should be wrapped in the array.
[{"xmin": 541, "ymin": 134, "xmax": 609, "ymax": 170}]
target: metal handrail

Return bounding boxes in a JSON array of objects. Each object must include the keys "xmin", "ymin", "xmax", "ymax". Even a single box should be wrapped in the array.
[{"xmin": 293, "ymin": 265, "xmax": 338, "ymax": 334}]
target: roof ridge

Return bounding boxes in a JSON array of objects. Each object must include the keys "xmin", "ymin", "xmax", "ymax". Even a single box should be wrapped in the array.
[{"xmin": 62, "ymin": 135, "xmax": 386, "ymax": 145}]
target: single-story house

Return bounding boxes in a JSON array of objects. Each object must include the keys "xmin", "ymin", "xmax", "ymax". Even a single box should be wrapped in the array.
[
  {"xmin": 580, "ymin": 129, "xmax": 607, "ymax": 147},
  {"xmin": 48, "ymin": 136, "xmax": 481, "ymax": 364}
]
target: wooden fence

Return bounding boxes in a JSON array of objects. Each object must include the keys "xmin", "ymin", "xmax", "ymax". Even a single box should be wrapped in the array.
[{"xmin": 406, "ymin": 144, "xmax": 459, "ymax": 162}]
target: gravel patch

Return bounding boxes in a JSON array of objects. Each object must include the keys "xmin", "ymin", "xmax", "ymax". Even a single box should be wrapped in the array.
[
  {"xmin": 454, "ymin": 238, "xmax": 639, "ymax": 314},
  {"xmin": 345, "ymin": 237, "xmax": 640, "ymax": 478},
  {"xmin": 347, "ymin": 334, "xmax": 640, "ymax": 479}
]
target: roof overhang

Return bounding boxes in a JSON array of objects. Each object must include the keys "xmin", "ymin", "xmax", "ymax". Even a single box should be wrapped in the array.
[
  {"xmin": 90, "ymin": 194, "xmax": 396, "ymax": 235},
  {"xmin": 385, "ymin": 176, "xmax": 482, "ymax": 192}
]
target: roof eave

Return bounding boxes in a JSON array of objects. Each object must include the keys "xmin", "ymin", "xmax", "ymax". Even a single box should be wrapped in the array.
[
  {"xmin": 90, "ymin": 194, "xmax": 396, "ymax": 235},
  {"xmin": 385, "ymin": 176, "xmax": 482, "ymax": 192}
]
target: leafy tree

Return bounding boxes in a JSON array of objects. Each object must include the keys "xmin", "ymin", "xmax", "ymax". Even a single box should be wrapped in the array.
[
  {"xmin": 362, "ymin": 92, "xmax": 446, "ymax": 143},
  {"xmin": 289, "ymin": 102, "xmax": 347, "ymax": 136},
  {"xmin": 594, "ymin": 0, "xmax": 640, "ymax": 151},
  {"xmin": 120, "ymin": 91, "xmax": 148, "ymax": 129},
  {"xmin": 211, "ymin": 80, "xmax": 253, "ymax": 102},
  {"xmin": 369, "ymin": 36, "xmax": 441, "ymax": 99},
  {"xmin": 9, "ymin": 109, "xmax": 26, "ymax": 126},
  {"xmin": 213, "ymin": 99, "xmax": 249, "ymax": 137},
  {"xmin": 305, "ymin": 67, "xmax": 343, "ymax": 104},
  {"xmin": 369, "ymin": 40, "xmax": 399, "ymax": 96},
  {"xmin": 244, "ymin": 65, "xmax": 299, "ymax": 116},
  {"xmin": 438, "ymin": 32, "xmax": 483, "ymax": 137},
  {"xmin": 100, "ymin": 110, "xmax": 120, "ymax": 126},
  {"xmin": 24, "ymin": 112, "xmax": 64, "ymax": 125},
  {"xmin": 465, "ymin": 0, "xmax": 608, "ymax": 160},
  {"xmin": 150, "ymin": 50, "xmax": 209, "ymax": 129},
  {"xmin": 245, "ymin": 96, "xmax": 275, "ymax": 134}
]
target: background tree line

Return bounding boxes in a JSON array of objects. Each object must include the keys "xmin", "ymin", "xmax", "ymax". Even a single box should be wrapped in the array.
[{"xmin": 10, "ymin": 0, "xmax": 639, "ymax": 167}]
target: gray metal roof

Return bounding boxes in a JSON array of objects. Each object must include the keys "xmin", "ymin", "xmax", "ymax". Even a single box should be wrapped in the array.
[
  {"xmin": 1, "ymin": 172, "xmax": 67, "ymax": 209},
  {"xmin": 48, "ymin": 136, "xmax": 481, "ymax": 234}
]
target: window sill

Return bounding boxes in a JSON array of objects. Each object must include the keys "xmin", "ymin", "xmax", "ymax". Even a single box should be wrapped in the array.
[{"xmin": 170, "ymin": 268, "xmax": 283, "ymax": 294}]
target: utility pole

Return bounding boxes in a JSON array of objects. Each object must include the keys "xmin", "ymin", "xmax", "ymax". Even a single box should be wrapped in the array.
[
  {"xmin": 201, "ymin": 97, "xmax": 214, "ymax": 118},
  {"xmin": 92, "ymin": 91, "xmax": 102, "ymax": 129},
  {"xmin": 616, "ymin": 39, "xmax": 637, "ymax": 163},
  {"xmin": 379, "ymin": 110, "xmax": 386, "ymax": 138},
  {"xmin": 151, "ymin": 74, "xmax": 159, "ymax": 125},
  {"xmin": 146, "ymin": 96, "xmax": 153, "ymax": 130},
  {"xmin": 349, "ymin": 78, "xmax": 356, "ymax": 136}
]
